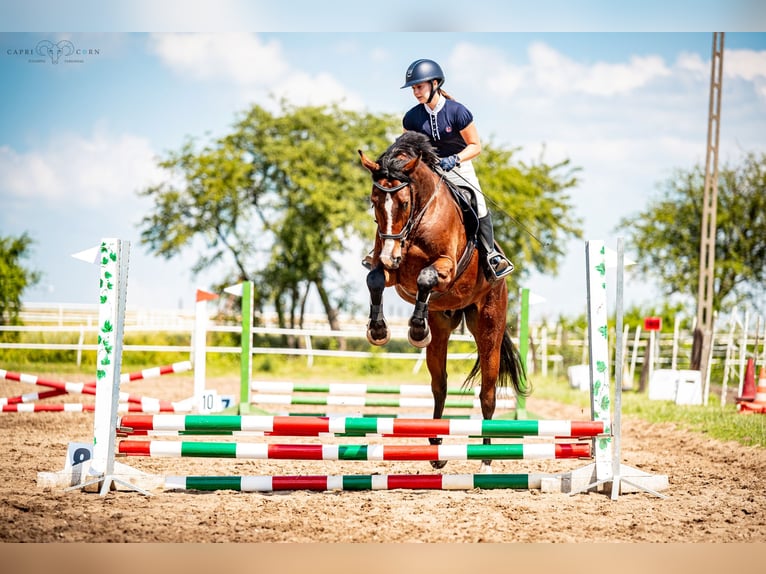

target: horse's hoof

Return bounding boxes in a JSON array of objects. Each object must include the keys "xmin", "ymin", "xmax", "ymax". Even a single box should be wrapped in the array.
[
  {"xmin": 408, "ymin": 330, "xmax": 432, "ymax": 348},
  {"xmin": 367, "ymin": 330, "xmax": 391, "ymax": 346},
  {"xmin": 478, "ymin": 461, "xmax": 493, "ymax": 475},
  {"xmin": 430, "ymin": 460, "xmax": 447, "ymax": 470}
]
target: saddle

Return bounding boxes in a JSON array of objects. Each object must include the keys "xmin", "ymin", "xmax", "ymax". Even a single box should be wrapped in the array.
[
  {"xmin": 443, "ymin": 179, "xmax": 479, "ymax": 244},
  {"xmin": 442, "ymin": 179, "xmax": 480, "ymax": 284}
]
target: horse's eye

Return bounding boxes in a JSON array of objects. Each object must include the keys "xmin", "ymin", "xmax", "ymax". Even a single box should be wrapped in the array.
[{"xmin": 402, "ymin": 202, "xmax": 409, "ymax": 211}]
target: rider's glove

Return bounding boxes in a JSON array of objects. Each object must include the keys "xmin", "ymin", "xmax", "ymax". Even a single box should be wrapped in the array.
[{"xmin": 439, "ymin": 154, "xmax": 460, "ymax": 172}]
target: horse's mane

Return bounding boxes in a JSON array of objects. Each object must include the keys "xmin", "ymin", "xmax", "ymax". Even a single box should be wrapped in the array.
[{"xmin": 374, "ymin": 131, "xmax": 440, "ymax": 181}]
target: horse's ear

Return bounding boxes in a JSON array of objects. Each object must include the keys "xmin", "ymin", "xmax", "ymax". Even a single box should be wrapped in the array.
[
  {"xmin": 402, "ymin": 153, "xmax": 421, "ymax": 175},
  {"xmin": 358, "ymin": 150, "xmax": 380, "ymax": 173}
]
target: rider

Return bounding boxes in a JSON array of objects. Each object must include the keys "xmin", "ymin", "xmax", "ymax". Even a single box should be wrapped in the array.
[{"xmin": 363, "ymin": 58, "xmax": 514, "ymax": 280}]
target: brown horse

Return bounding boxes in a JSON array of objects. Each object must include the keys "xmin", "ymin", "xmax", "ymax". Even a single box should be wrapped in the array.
[{"xmin": 358, "ymin": 131, "xmax": 527, "ymax": 471}]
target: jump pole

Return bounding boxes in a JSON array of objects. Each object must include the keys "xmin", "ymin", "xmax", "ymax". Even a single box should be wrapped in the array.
[
  {"xmin": 118, "ymin": 414, "xmax": 605, "ymax": 437},
  {"xmin": 165, "ymin": 473, "xmax": 545, "ymax": 492},
  {"xmin": 118, "ymin": 440, "xmax": 591, "ymax": 461},
  {"xmin": 0, "ymin": 363, "xmax": 193, "ymax": 411},
  {"xmin": 249, "ymin": 381, "xmax": 516, "ymax": 397},
  {"xmin": 249, "ymin": 394, "xmax": 516, "ymax": 410}
]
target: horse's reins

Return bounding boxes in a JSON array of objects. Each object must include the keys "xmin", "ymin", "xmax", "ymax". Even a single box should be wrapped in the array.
[{"xmin": 441, "ymin": 166, "xmax": 551, "ymax": 249}]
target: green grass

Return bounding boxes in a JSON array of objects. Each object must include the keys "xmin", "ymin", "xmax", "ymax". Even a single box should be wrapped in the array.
[{"xmin": 532, "ymin": 374, "xmax": 766, "ymax": 448}]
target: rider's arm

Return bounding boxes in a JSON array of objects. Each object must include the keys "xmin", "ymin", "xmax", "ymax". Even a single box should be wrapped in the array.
[{"xmin": 457, "ymin": 122, "xmax": 482, "ymax": 164}]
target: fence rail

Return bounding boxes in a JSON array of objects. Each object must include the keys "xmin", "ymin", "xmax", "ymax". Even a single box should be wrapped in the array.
[{"xmin": 2, "ymin": 306, "xmax": 764, "ymax": 386}]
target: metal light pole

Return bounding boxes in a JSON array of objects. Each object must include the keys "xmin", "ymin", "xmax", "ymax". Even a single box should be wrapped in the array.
[{"xmin": 692, "ymin": 32, "xmax": 724, "ymax": 405}]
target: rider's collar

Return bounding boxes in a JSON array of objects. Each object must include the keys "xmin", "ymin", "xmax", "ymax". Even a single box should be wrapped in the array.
[
  {"xmin": 425, "ymin": 96, "xmax": 445, "ymax": 141},
  {"xmin": 424, "ymin": 95, "xmax": 445, "ymax": 116}
]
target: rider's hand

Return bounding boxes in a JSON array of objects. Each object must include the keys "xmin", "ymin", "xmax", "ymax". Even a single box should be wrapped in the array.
[{"xmin": 439, "ymin": 155, "xmax": 460, "ymax": 172}]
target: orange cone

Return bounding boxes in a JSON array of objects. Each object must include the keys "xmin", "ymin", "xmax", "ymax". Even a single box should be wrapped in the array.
[
  {"xmin": 739, "ymin": 366, "xmax": 766, "ymax": 414},
  {"xmin": 737, "ymin": 357, "xmax": 756, "ymax": 402}
]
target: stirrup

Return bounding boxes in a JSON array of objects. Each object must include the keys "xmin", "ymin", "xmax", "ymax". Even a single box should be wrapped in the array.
[{"xmin": 487, "ymin": 252, "xmax": 514, "ymax": 279}]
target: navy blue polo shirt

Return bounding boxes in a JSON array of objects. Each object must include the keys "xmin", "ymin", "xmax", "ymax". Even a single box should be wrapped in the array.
[{"xmin": 402, "ymin": 99, "xmax": 474, "ymax": 157}]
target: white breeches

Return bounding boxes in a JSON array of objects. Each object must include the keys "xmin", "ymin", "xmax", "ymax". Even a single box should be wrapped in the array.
[{"xmin": 443, "ymin": 160, "xmax": 488, "ymax": 218}]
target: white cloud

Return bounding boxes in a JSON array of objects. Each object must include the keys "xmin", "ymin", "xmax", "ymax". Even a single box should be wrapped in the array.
[
  {"xmin": 675, "ymin": 47, "xmax": 766, "ymax": 103},
  {"xmin": 675, "ymin": 48, "xmax": 766, "ymax": 82},
  {"xmin": 675, "ymin": 51, "xmax": 707, "ymax": 76},
  {"xmin": 449, "ymin": 42, "xmax": 526, "ymax": 96},
  {"xmin": 150, "ymin": 33, "xmax": 288, "ymax": 86},
  {"xmin": 449, "ymin": 41, "xmax": 677, "ymax": 99},
  {"xmin": 0, "ymin": 129, "xmax": 163, "ymax": 206},
  {"xmin": 150, "ymin": 32, "xmax": 365, "ymax": 110},
  {"xmin": 266, "ymin": 71, "xmax": 365, "ymax": 110},
  {"xmin": 370, "ymin": 48, "xmax": 388, "ymax": 63},
  {"xmin": 725, "ymin": 48, "xmax": 766, "ymax": 81},
  {"xmin": 725, "ymin": 48, "xmax": 766, "ymax": 102},
  {"xmin": 529, "ymin": 42, "xmax": 672, "ymax": 97}
]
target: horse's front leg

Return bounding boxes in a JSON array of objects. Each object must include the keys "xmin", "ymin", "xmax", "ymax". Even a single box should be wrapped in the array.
[
  {"xmin": 407, "ymin": 266, "xmax": 439, "ymax": 348},
  {"xmin": 366, "ymin": 266, "xmax": 390, "ymax": 345}
]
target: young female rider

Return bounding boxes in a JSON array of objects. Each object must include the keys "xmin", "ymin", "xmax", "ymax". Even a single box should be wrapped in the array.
[{"xmin": 364, "ymin": 58, "xmax": 513, "ymax": 280}]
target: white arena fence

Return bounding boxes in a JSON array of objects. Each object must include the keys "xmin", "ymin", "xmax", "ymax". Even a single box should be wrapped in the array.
[{"xmin": 1, "ymin": 305, "xmax": 761, "ymax": 382}]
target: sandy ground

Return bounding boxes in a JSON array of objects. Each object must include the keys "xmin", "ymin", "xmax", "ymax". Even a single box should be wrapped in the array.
[{"xmin": 1, "ymin": 372, "xmax": 765, "ymax": 544}]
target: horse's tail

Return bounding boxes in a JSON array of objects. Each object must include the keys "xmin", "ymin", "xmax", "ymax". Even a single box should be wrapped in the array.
[{"xmin": 464, "ymin": 327, "xmax": 531, "ymax": 398}]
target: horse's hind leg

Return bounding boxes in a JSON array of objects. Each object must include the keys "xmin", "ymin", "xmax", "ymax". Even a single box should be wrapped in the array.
[
  {"xmin": 467, "ymin": 292, "xmax": 508, "ymax": 474},
  {"xmin": 366, "ymin": 267, "xmax": 390, "ymax": 345},
  {"xmin": 425, "ymin": 311, "xmax": 452, "ymax": 469}
]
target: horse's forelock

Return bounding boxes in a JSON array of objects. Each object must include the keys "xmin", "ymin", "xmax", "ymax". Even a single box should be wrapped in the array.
[
  {"xmin": 370, "ymin": 156, "xmax": 407, "ymax": 183},
  {"xmin": 376, "ymin": 132, "xmax": 440, "ymax": 178}
]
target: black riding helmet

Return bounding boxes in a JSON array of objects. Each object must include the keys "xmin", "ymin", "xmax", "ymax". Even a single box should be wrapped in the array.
[{"xmin": 401, "ymin": 59, "xmax": 445, "ymax": 89}]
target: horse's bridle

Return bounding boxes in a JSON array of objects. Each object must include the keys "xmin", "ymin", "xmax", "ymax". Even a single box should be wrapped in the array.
[
  {"xmin": 372, "ymin": 176, "xmax": 442, "ymax": 243},
  {"xmin": 372, "ymin": 180, "xmax": 413, "ymax": 241}
]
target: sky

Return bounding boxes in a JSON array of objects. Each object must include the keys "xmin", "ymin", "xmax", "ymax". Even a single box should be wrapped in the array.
[{"xmin": 1, "ymin": 2, "xmax": 765, "ymax": 323}]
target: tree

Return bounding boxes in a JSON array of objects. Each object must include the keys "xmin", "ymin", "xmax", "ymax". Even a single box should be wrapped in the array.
[
  {"xmin": 478, "ymin": 142, "xmax": 584, "ymax": 284},
  {"xmin": 0, "ymin": 233, "xmax": 42, "ymax": 326},
  {"xmin": 139, "ymin": 100, "xmax": 398, "ymax": 330},
  {"xmin": 616, "ymin": 152, "xmax": 766, "ymax": 313},
  {"xmin": 139, "ymin": 101, "xmax": 585, "ymax": 331}
]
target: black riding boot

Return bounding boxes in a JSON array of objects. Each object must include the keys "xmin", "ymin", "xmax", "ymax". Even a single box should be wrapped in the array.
[{"xmin": 478, "ymin": 214, "xmax": 514, "ymax": 280}]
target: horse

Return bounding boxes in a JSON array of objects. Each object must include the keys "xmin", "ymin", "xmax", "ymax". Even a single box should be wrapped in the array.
[{"xmin": 358, "ymin": 131, "xmax": 528, "ymax": 471}]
